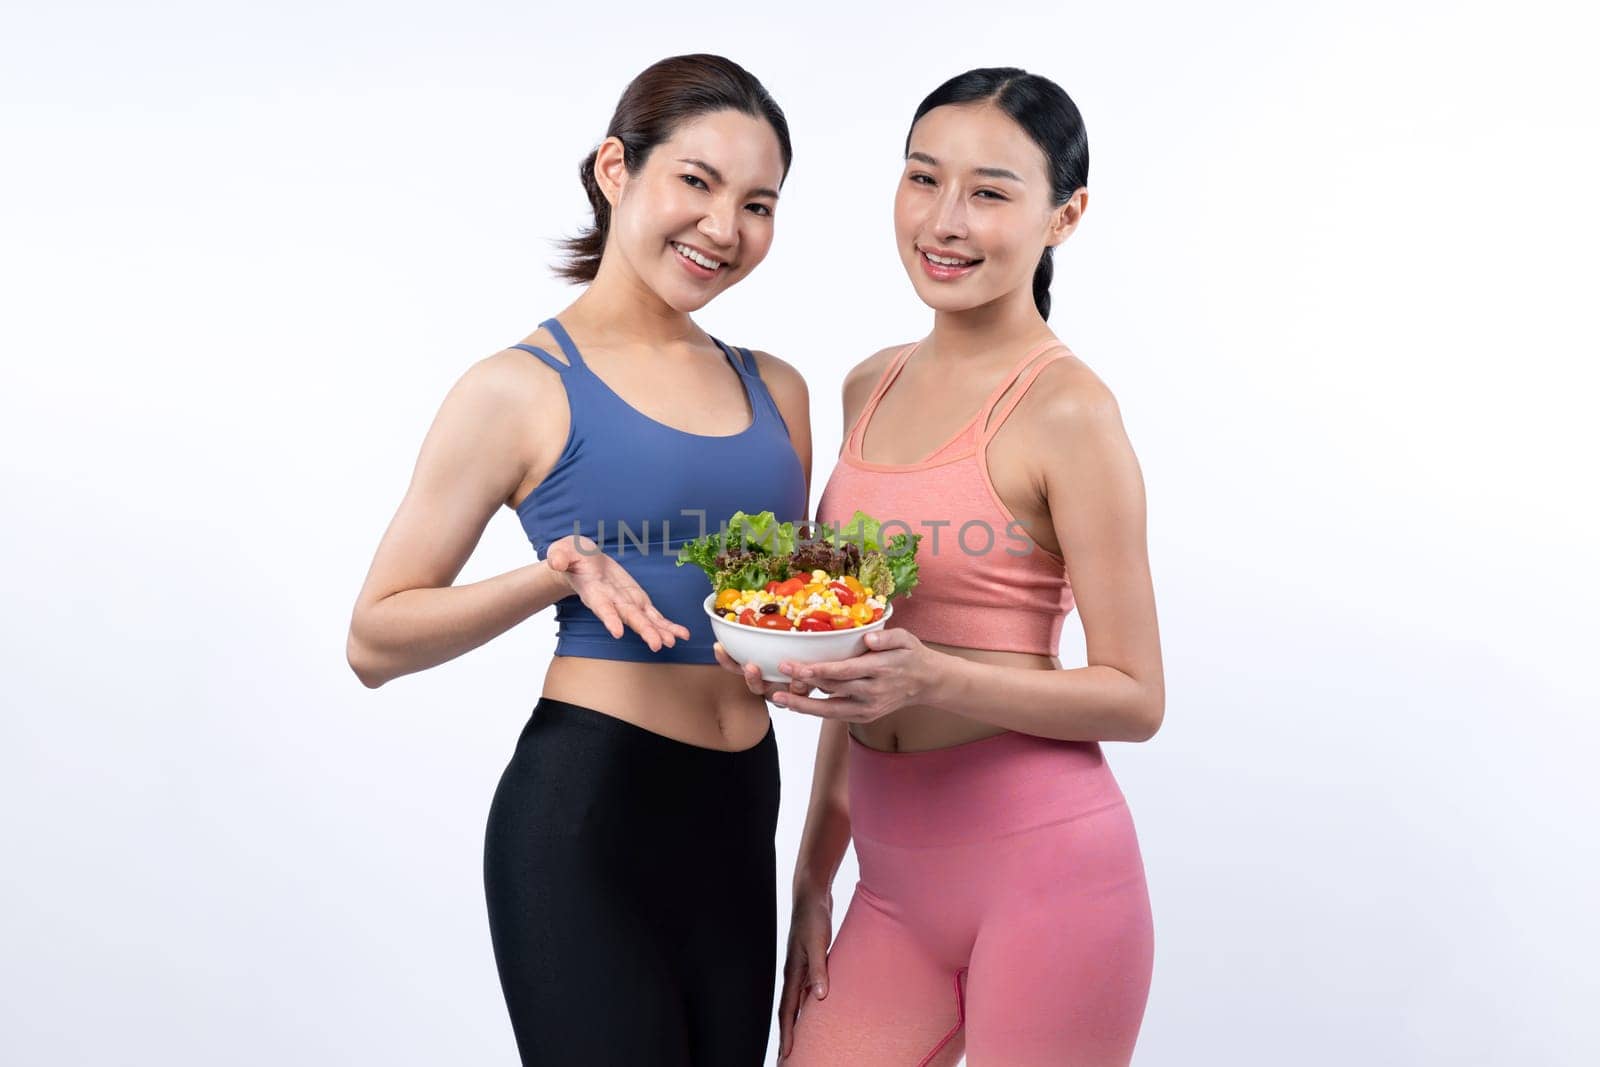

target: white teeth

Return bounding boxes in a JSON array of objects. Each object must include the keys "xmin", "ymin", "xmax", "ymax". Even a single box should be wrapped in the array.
[
  {"xmin": 924, "ymin": 251, "xmax": 975, "ymax": 267},
  {"xmin": 673, "ymin": 242, "xmax": 723, "ymax": 270}
]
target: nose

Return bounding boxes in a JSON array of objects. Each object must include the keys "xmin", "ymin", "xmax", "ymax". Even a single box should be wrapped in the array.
[
  {"xmin": 698, "ymin": 197, "xmax": 738, "ymax": 251},
  {"xmin": 932, "ymin": 186, "xmax": 968, "ymax": 241}
]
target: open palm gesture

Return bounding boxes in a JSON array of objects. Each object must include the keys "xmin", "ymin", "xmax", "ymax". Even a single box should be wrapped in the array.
[{"xmin": 546, "ymin": 534, "xmax": 691, "ymax": 652}]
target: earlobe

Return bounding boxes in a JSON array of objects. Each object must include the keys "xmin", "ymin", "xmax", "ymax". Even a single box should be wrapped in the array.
[
  {"xmin": 1046, "ymin": 209, "xmax": 1072, "ymax": 247},
  {"xmin": 1047, "ymin": 191, "xmax": 1086, "ymax": 247}
]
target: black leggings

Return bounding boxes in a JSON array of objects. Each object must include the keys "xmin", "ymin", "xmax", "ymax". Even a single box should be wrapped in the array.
[{"xmin": 483, "ymin": 697, "xmax": 780, "ymax": 1065}]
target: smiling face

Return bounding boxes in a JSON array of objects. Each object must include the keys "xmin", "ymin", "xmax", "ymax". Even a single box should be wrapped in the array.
[
  {"xmin": 597, "ymin": 108, "xmax": 786, "ymax": 313},
  {"xmin": 894, "ymin": 101, "xmax": 1075, "ymax": 316}
]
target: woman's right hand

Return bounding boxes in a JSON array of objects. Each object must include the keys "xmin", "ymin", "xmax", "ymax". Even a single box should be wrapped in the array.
[
  {"xmin": 712, "ymin": 641, "xmax": 815, "ymax": 702},
  {"xmin": 545, "ymin": 534, "xmax": 691, "ymax": 651},
  {"xmin": 778, "ymin": 883, "xmax": 835, "ymax": 1060}
]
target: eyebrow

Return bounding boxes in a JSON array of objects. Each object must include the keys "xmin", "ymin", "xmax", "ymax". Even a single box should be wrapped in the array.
[
  {"xmin": 677, "ymin": 158, "xmax": 780, "ymax": 200},
  {"xmin": 906, "ymin": 151, "xmax": 1024, "ymax": 183}
]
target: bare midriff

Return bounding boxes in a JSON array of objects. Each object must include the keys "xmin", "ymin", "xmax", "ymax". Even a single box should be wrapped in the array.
[
  {"xmin": 541, "ymin": 657, "xmax": 772, "ymax": 752},
  {"xmin": 847, "ymin": 640, "xmax": 1061, "ymax": 753}
]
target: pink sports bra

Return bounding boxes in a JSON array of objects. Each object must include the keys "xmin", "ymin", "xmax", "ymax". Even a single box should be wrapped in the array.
[{"xmin": 816, "ymin": 340, "xmax": 1076, "ymax": 656}]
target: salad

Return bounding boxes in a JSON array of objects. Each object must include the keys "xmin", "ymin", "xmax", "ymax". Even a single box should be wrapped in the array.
[{"xmin": 677, "ymin": 509, "xmax": 921, "ymax": 632}]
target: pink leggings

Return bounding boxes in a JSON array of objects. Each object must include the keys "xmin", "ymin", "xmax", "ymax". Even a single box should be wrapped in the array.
[{"xmin": 785, "ymin": 731, "xmax": 1154, "ymax": 1067}]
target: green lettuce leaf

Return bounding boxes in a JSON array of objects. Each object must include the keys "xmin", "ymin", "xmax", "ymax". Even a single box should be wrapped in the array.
[
  {"xmin": 823, "ymin": 509, "xmax": 883, "ymax": 553},
  {"xmin": 857, "ymin": 553, "xmax": 894, "ymax": 598},
  {"xmin": 677, "ymin": 510, "xmax": 799, "ymax": 590},
  {"xmin": 728, "ymin": 510, "xmax": 796, "ymax": 558},
  {"xmin": 676, "ymin": 532, "xmax": 726, "ymax": 578},
  {"xmin": 712, "ymin": 557, "xmax": 783, "ymax": 593},
  {"xmin": 884, "ymin": 532, "xmax": 921, "ymax": 597},
  {"xmin": 855, "ymin": 532, "xmax": 922, "ymax": 599},
  {"xmin": 680, "ymin": 509, "xmax": 916, "ymax": 597}
]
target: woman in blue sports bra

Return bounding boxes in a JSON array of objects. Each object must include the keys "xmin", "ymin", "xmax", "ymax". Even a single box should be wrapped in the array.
[{"xmin": 345, "ymin": 55, "xmax": 809, "ymax": 1065}]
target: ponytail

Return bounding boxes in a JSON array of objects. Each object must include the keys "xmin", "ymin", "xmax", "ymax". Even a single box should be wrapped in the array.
[
  {"xmin": 1032, "ymin": 248, "xmax": 1055, "ymax": 320},
  {"xmin": 554, "ymin": 149, "xmax": 614, "ymax": 284}
]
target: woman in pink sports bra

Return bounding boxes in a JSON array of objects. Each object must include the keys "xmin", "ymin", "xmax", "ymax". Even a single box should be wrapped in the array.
[{"xmin": 715, "ymin": 68, "xmax": 1163, "ymax": 1065}]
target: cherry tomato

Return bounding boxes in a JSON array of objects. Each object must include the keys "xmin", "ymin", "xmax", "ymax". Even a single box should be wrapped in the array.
[
  {"xmin": 738, "ymin": 609, "xmax": 757, "ymax": 627},
  {"xmin": 765, "ymin": 580, "xmax": 781, "ymax": 594},
  {"xmin": 756, "ymin": 613, "xmax": 793, "ymax": 631},
  {"xmin": 830, "ymin": 615, "xmax": 854, "ymax": 629},
  {"xmin": 774, "ymin": 577, "xmax": 806, "ymax": 597},
  {"xmin": 870, "ymin": 607, "xmax": 884, "ymax": 622},
  {"xmin": 797, "ymin": 615, "xmax": 834, "ymax": 632},
  {"xmin": 827, "ymin": 582, "xmax": 857, "ymax": 606}
]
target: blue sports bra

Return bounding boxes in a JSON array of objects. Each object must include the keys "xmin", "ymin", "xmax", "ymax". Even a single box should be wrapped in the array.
[{"xmin": 511, "ymin": 318, "xmax": 807, "ymax": 664}]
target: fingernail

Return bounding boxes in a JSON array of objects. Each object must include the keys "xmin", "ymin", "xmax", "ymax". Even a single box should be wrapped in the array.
[
  {"xmin": 814, "ymin": 981, "xmax": 826, "ymax": 998},
  {"xmin": 773, "ymin": 693, "xmax": 788, "ymax": 705}
]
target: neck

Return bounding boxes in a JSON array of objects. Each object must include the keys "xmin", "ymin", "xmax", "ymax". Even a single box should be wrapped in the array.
[
  {"xmin": 928, "ymin": 286, "xmax": 1053, "ymax": 362},
  {"xmin": 562, "ymin": 248, "xmax": 699, "ymax": 347}
]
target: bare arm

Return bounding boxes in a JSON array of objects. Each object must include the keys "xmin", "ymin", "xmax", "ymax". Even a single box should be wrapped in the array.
[
  {"xmin": 345, "ymin": 350, "xmax": 687, "ymax": 688},
  {"xmin": 930, "ymin": 369, "xmax": 1165, "ymax": 739},
  {"xmin": 345, "ymin": 353, "xmax": 569, "ymax": 687},
  {"xmin": 791, "ymin": 719, "xmax": 852, "ymax": 892}
]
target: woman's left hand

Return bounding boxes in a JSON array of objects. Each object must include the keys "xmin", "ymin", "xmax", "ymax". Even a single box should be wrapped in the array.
[{"xmin": 772, "ymin": 628, "xmax": 941, "ymax": 724}]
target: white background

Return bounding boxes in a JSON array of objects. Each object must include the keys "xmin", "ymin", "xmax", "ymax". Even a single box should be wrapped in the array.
[{"xmin": 4, "ymin": 1, "xmax": 1597, "ymax": 1064}]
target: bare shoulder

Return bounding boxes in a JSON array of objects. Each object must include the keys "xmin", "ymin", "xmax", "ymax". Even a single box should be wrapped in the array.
[
  {"xmin": 839, "ymin": 344, "xmax": 910, "ymax": 433},
  {"xmin": 438, "ymin": 338, "xmax": 571, "ymax": 498},
  {"xmin": 843, "ymin": 344, "xmax": 905, "ymax": 396},
  {"xmin": 1023, "ymin": 349, "xmax": 1126, "ymax": 438},
  {"xmin": 460, "ymin": 342, "xmax": 559, "ymax": 403},
  {"xmin": 431, "ymin": 344, "xmax": 557, "ymax": 439},
  {"xmin": 746, "ymin": 348, "xmax": 810, "ymax": 403},
  {"xmin": 482, "ymin": 325, "xmax": 571, "ymax": 386}
]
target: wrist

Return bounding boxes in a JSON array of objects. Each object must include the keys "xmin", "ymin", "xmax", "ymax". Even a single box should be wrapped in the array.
[
  {"xmin": 538, "ymin": 558, "xmax": 574, "ymax": 597},
  {"xmin": 915, "ymin": 646, "xmax": 957, "ymax": 710},
  {"xmin": 791, "ymin": 867, "xmax": 834, "ymax": 900}
]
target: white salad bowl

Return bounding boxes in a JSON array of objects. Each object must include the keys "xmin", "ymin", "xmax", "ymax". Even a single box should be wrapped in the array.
[{"xmin": 704, "ymin": 593, "xmax": 894, "ymax": 683}]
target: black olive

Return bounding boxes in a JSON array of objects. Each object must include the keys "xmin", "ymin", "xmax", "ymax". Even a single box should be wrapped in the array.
[{"xmin": 759, "ymin": 602, "xmax": 780, "ymax": 614}]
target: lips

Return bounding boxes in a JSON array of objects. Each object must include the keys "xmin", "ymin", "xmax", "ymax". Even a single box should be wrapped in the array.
[
  {"xmin": 916, "ymin": 244, "xmax": 982, "ymax": 281},
  {"xmin": 672, "ymin": 241, "xmax": 729, "ymax": 279}
]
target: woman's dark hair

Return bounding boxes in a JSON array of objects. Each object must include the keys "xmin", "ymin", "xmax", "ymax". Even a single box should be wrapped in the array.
[
  {"xmin": 906, "ymin": 68, "xmax": 1087, "ymax": 320},
  {"xmin": 556, "ymin": 54, "xmax": 793, "ymax": 284}
]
